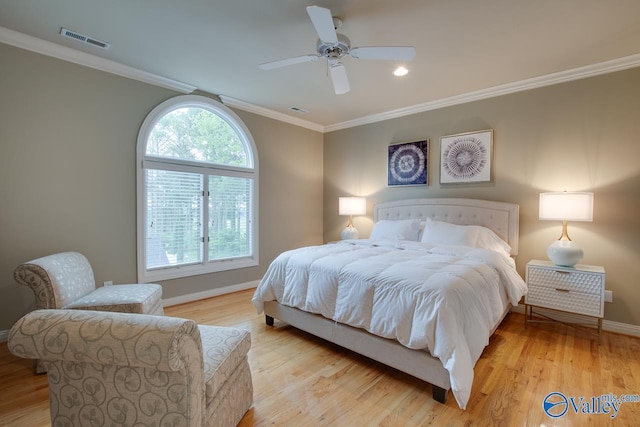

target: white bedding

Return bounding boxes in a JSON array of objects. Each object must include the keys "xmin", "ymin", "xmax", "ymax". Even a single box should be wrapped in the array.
[{"xmin": 252, "ymin": 239, "xmax": 528, "ymax": 409}]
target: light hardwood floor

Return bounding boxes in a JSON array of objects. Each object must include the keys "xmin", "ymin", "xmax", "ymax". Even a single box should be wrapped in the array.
[{"xmin": 1, "ymin": 289, "xmax": 639, "ymax": 426}]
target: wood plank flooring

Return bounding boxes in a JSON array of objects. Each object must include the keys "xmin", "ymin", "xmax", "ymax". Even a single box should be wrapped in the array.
[{"xmin": 1, "ymin": 289, "xmax": 639, "ymax": 426}]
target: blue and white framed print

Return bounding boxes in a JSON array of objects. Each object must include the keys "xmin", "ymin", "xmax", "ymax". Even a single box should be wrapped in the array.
[
  {"xmin": 440, "ymin": 129, "xmax": 493, "ymax": 184},
  {"xmin": 387, "ymin": 139, "xmax": 429, "ymax": 186}
]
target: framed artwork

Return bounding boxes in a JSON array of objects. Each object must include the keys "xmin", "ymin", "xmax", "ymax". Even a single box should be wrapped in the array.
[
  {"xmin": 387, "ymin": 139, "xmax": 429, "ymax": 187},
  {"xmin": 387, "ymin": 139, "xmax": 429, "ymax": 186},
  {"xmin": 440, "ymin": 129, "xmax": 493, "ymax": 184}
]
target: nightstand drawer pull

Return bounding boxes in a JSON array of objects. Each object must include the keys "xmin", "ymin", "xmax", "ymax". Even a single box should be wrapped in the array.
[
  {"xmin": 526, "ymin": 265, "xmax": 604, "ymax": 295},
  {"xmin": 526, "ymin": 261, "xmax": 605, "ymax": 318}
]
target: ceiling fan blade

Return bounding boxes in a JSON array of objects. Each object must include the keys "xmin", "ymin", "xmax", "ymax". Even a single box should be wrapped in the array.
[
  {"xmin": 306, "ymin": 5, "xmax": 338, "ymax": 45},
  {"xmin": 329, "ymin": 61, "xmax": 350, "ymax": 94},
  {"xmin": 258, "ymin": 54, "xmax": 319, "ymax": 70},
  {"xmin": 350, "ymin": 46, "xmax": 416, "ymax": 61}
]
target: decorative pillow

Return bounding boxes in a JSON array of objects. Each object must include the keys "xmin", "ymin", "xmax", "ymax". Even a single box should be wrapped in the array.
[
  {"xmin": 369, "ymin": 219, "xmax": 421, "ymax": 241},
  {"xmin": 420, "ymin": 218, "xmax": 512, "ymax": 255}
]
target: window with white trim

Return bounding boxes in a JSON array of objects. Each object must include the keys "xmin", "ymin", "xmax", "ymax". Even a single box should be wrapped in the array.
[{"xmin": 137, "ymin": 95, "xmax": 258, "ymax": 282}]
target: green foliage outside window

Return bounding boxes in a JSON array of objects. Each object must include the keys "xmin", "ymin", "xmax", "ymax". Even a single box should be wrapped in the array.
[
  {"xmin": 145, "ymin": 107, "xmax": 253, "ymax": 269},
  {"xmin": 147, "ymin": 108, "xmax": 248, "ymax": 166}
]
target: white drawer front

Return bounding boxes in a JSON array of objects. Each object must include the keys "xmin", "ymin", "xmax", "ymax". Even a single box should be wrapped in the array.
[
  {"xmin": 526, "ymin": 285, "xmax": 603, "ymax": 317},
  {"xmin": 527, "ymin": 267, "xmax": 603, "ymax": 295}
]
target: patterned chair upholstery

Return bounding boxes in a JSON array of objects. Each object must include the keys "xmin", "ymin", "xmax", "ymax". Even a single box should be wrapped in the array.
[
  {"xmin": 8, "ymin": 309, "xmax": 253, "ymax": 427},
  {"xmin": 14, "ymin": 252, "xmax": 164, "ymax": 315}
]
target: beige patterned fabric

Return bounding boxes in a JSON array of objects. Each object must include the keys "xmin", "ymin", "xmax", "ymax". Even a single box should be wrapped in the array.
[
  {"xmin": 65, "ymin": 284, "xmax": 163, "ymax": 314},
  {"xmin": 14, "ymin": 252, "xmax": 164, "ymax": 316},
  {"xmin": 8, "ymin": 309, "xmax": 253, "ymax": 427},
  {"xmin": 199, "ymin": 325, "xmax": 252, "ymax": 408},
  {"xmin": 206, "ymin": 358, "xmax": 253, "ymax": 427},
  {"xmin": 14, "ymin": 252, "xmax": 96, "ymax": 309}
]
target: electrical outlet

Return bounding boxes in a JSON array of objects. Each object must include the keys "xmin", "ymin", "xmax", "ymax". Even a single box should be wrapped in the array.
[
  {"xmin": 104, "ymin": 281, "xmax": 113, "ymax": 287},
  {"xmin": 604, "ymin": 290, "xmax": 613, "ymax": 303}
]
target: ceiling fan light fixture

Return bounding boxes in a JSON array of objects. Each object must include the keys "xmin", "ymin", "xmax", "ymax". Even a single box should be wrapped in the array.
[
  {"xmin": 258, "ymin": 5, "xmax": 416, "ymax": 95},
  {"xmin": 394, "ymin": 66, "xmax": 409, "ymax": 77},
  {"xmin": 317, "ymin": 34, "xmax": 350, "ymax": 59}
]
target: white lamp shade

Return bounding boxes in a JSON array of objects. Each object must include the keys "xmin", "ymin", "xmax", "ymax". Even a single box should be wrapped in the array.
[
  {"xmin": 339, "ymin": 197, "xmax": 366, "ymax": 216},
  {"xmin": 539, "ymin": 192, "xmax": 594, "ymax": 221}
]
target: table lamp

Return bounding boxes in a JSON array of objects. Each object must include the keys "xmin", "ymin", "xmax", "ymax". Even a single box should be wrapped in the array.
[
  {"xmin": 539, "ymin": 192, "xmax": 594, "ymax": 267},
  {"xmin": 339, "ymin": 197, "xmax": 366, "ymax": 240}
]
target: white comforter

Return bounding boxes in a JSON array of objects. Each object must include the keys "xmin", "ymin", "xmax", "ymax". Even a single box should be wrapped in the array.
[{"xmin": 252, "ymin": 240, "xmax": 527, "ymax": 409}]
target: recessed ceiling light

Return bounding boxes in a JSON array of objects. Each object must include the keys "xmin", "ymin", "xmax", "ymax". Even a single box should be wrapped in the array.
[{"xmin": 393, "ymin": 66, "xmax": 409, "ymax": 77}]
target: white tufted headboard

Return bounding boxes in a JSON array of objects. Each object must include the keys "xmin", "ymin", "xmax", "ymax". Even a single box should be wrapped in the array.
[{"xmin": 373, "ymin": 198, "xmax": 519, "ymax": 256}]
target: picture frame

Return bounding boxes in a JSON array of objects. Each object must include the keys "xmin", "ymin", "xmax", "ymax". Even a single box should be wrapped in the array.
[
  {"xmin": 387, "ymin": 139, "xmax": 429, "ymax": 186},
  {"xmin": 440, "ymin": 129, "xmax": 493, "ymax": 184}
]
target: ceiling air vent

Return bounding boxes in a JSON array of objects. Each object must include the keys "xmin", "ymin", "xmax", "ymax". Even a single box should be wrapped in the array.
[
  {"xmin": 288, "ymin": 106, "xmax": 310, "ymax": 114},
  {"xmin": 60, "ymin": 27, "xmax": 110, "ymax": 50}
]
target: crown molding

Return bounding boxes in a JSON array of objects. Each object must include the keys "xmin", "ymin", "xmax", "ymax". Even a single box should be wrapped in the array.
[
  {"xmin": 219, "ymin": 96, "xmax": 325, "ymax": 133},
  {"xmin": 324, "ymin": 53, "xmax": 640, "ymax": 132},
  {"xmin": 0, "ymin": 26, "xmax": 197, "ymax": 94},
  {"xmin": 3, "ymin": 25, "xmax": 639, "ymax": 133}
]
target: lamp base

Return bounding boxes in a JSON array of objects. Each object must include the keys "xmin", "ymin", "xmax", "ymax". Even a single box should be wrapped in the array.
[
  {"xmin": 341, "ymin": 225, "xmax": 359, "ymax": 240},
  {"xmin": 547, "ymin": 240, "xmax": 583, "ymax": 267}
]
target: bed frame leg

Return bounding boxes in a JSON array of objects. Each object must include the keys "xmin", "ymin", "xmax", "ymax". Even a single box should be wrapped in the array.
[
  {"xmin": 432, "ymin": 386, "xmax": 447, "ymax": 404},
  {"xmin": 265, "ymin": 315, "xmax": 274, "ymax": 326}
]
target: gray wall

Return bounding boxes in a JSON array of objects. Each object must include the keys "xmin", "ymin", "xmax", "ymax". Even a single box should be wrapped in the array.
[
  {"xmin": 0, "ymin": 43, "xmax": 324, "ymax": 332},
  {"xmin": 2, "ymin": 40, "xmax": 639, "ymax": 331},
  {"xmin": 324, "ymin": 67, "xmax": 640, "ymax": 327}
]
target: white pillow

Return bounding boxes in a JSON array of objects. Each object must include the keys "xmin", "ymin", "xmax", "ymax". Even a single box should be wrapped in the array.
[
  {"xmin": 420, "ymin": 218, "xmax": 475, "ymax": 246},
  {"xmin": 420, "ymin": 218, "xmax": 512, "ymax": 255},
  {"xmin": 474, "ymin": 226, "xmax": 512, "ymax": 256},
  {"xmin": 370, "ymin": 219, "xmax": 421, "ymax": 241}
]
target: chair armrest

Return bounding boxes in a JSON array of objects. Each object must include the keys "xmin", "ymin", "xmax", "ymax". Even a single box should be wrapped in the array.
[
  {"xmin": 8, "ymin": 309, "xmax": 202, "ymax": 372},
  {"xmin": 14, "ymin": 252, "xmax": 96, "ymax": 309},
  {"xmin": 13, "ymin": 263, "xmax": 58, "ymax": 309}
]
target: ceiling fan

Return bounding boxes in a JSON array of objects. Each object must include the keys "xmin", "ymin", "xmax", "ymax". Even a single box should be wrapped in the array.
[{"xmin": 258, "ymin": 5, "xmax": 416, "ymax": 95}]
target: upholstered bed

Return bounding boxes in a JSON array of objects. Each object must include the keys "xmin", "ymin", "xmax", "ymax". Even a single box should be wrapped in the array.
[{"xmin": 252, "ymin": 198, "xmax": 527, "ymax": 409}]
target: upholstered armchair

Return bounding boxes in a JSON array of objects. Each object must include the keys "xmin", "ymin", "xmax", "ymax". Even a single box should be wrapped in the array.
[
  {"xmin": 8, "ymin": 309, "xmax": 253, "ymax": 427},
  {"xmin": 14, "ymin": 252, "xmax": 164, "ymax": 315}
]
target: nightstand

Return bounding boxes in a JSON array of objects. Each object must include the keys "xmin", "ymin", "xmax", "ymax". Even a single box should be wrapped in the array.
[{"xmin": 525, "ymin": 260, "xmax": 605, "ymax": 340}]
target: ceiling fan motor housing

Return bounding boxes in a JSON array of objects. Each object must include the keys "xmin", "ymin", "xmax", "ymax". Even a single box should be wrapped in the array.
[
  {"xmin": 258, "ymin": 5, "xmax": 415, "ymax": 95},
  {"xmin": 317, "ymin": 34, "xmax": 351, "ymax": 59}
]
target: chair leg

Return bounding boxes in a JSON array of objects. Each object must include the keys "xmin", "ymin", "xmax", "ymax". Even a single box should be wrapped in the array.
[{"xmin": 34, "ymin": 359, "xmax": 47, "ymax": 375}]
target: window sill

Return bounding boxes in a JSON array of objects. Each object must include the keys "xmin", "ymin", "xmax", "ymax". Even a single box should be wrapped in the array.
[{"xmin": 139, "ymin": 257, "xmax": 259, "ymax": 282}]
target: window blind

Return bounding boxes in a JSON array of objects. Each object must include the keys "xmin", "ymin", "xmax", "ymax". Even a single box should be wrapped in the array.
[{"xmin": 145, "ymin": 169, "xmax": 203, "ymax": 269}]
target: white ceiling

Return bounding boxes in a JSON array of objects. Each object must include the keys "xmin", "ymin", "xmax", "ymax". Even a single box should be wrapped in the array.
[{"xmin": 2, "ymin": 0, "xmax": 640, "ymax": 131}]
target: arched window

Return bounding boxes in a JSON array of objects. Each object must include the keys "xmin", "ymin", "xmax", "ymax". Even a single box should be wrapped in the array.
[{"xmin": 137, "ymin": 95, "xmax": 258, "ymax": 282}]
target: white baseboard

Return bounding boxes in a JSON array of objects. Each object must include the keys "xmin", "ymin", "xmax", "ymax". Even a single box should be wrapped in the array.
[
  {"xmin": 161, "ymin": 281, "xmax": 259, "ymax": 308},
  {"xmin": 3, "ymin": 295, "xmax": 638, "ymax": 343},
  {"xmin": 511, "ymin": 305, "xmax": 640, "ymax": 337},
  {"xmin": 0, "ymin": 281, "xmax": 259, "ymax": 343}
]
